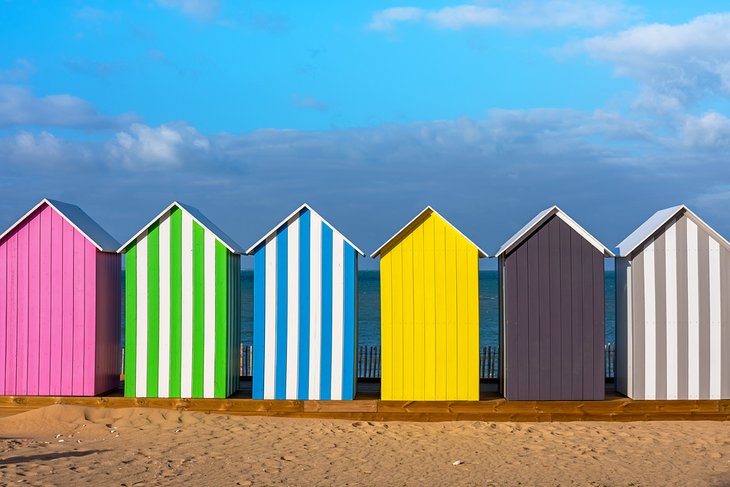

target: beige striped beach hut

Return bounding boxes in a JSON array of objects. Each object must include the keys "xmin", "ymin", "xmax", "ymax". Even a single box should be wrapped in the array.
[{"xmin": 615, "ymin": 205, "xmax": 730, "ymax": 400}]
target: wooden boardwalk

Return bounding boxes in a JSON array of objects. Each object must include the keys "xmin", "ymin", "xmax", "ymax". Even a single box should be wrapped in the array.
[{"xmin": 0, "ymin": 391, "xmax": 728, "ymax": 422}]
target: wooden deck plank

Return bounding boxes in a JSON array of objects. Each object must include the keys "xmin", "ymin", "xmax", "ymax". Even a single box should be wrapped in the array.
[{"xmin": 0, "ymin": 395, "xmax": 727, "ymax": 421}]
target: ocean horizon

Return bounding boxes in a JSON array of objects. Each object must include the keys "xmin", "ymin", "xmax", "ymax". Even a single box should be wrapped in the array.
[{"xmin": 123, "ymin": 270, "xmax": 616, "ymax": 349}]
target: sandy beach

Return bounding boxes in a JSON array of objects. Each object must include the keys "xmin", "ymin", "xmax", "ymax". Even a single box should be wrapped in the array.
[{"xmin": 0, "ymin": 405, "xmax": 726, "ymax": 486}]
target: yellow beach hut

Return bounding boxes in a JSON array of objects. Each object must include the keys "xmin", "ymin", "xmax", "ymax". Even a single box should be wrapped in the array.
[{"xmin": 371, "ymin": 207, "xmax": 487, "ymax": 401}]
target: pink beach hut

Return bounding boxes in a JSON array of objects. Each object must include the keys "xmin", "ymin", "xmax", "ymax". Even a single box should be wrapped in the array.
[{"xmin": 0, "ymin": 199, "xmax": 121, "ymax": 396}]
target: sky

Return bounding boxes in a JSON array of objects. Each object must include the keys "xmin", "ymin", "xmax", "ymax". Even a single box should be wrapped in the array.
[{"xmin": 1, "ymin": 0, "xmax": 730, "ymax": 269}]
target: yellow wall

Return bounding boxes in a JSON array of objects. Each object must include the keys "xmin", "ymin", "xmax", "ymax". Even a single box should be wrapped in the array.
[{"xmin": 380, "ymin": 211, "xmax": 480, "ymax": 401}]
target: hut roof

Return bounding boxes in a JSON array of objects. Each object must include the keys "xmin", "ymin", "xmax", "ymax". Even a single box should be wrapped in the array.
[
  {"xmin": 0, "ymin": 198, "xmax": 120, "ymax": 252},
  {"xmin": 245, "ymin": 203, "xmax": 365, "ymax": 256},
  {"xmin": 118, "ymin": 201, "xmax": 243, "ymax": 254},
  {"xmin": 495, "ymin": 205, "xmax": 614, "ymax": 257},
  {"xmin": 371, "ymin": 206, "xmax": 488, "ymax": 259},
  {"xmin": 616, "ymin": 204, "xmax": 730, "ymax": 257}
]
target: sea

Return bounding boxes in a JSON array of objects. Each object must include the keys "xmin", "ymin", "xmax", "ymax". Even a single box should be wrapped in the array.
[{"xmin": 123, "ymin": 271, "xmax": 616, "ymax": 348}]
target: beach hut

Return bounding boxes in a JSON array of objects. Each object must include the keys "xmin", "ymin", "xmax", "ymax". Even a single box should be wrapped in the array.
[
  {"xmin": 372, "ymin": 206, "xmax": 487, "ymax": 401},
  {"xmin": 615, "ymin": 205, "xmax": 730, "ymax": 400},
  {"xmin": 0, "ymin": 198, "xmax": 121, "ymax": 396},
  {"xmin": 496, "ymin": 206, "xmax": 614, "ymax": 401},
  {"xmin": 246, "ymin": 204, "xmax": 364, "ymax": 400},
  {"xmin": 118, "ymin": 202, "xmax": 243, "ymax": 399}
]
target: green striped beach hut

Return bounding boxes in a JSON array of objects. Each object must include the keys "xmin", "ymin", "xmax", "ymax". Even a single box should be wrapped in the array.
[{"xmin": 118, "ymin": 202, "xmax": 243, "ymax": 399}]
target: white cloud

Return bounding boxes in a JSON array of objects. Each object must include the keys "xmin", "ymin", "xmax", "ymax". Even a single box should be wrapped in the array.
[
  {"xmin": 681, "ymin": 112, "xmax": 730, "ymax": 148},
  {"xmin": 0, "ymin": 131, "xmax": 92, "ymax": 167},
  {"xmin": 157, "ymin": 0, "xmax": 219, "ymax": 21},
  {"xmin": 0, "ymin": 60, "xmax": 35, "ymax": 82},
  {"xmin": 0, "ymin": 85, "xmax": 138, "ymax": 129},
  {"xmin": 581, "ymin": 13, "xmax": 730, "ymax": 109},
  {"xmin": 107, "ymin": 122, "xmax": 211, "ymax": 170},
  {"xmin": 368, "ymin": 1, "xmax": 634, "ymax": 31}
]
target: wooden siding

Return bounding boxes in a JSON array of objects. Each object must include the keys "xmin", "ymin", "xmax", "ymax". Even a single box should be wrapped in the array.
[
  {"xmin": 617, "ymin": 211, "xmax": 730, "ymax": 399},
  {"xmin": 123, "ymin": 205, "xmax": 239, "ymax": 399},
  {"xmin": 502, "ymin": 215, "xmax": 605, "ymax": 401},
  {"xmin": 380, "ymin": 211, "xmax": 479, "ymax": 401},
  {"xmin": 251, "ymin": 207, "xmax": 358, "ymax": 400},
  {"xmin": 0, "ymin": 202, "xmax": 119, "ymax": 396},
  {"xmin": 95, "ymin": 251, "xmax": 121, "ymax": 394}
]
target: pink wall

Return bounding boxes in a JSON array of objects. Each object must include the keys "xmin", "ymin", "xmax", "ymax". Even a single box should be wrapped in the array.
[
  {"xmin": 0, "ymin": 203, "xmax": 121, "ymax": 396},
  {"xmin": 95, "ymin": 251, "xmax": 121, "ymax": 394}
]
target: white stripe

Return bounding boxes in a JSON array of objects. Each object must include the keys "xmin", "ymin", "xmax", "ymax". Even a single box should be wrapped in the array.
[
  {"xmin": 626, "ymin": 261, "xmax": 633, "ymax": 397},
  {"xmin": 709, "ymin": 238, "xmax": 722, "ymax": 399},
  {"xmin": 331, "ymin": 233, "xmax": 345, "ymax": 400},
  {"xmin": 309, "ymin": 213, "xmax": 322, "ymax": 400},
  {"xmin": 286, "ymin": 219, "xmax": 300, "ymax": 400},
  {"xmin": 136, "ymin": 231, "xmax": 148, "ymax": 398},
  {"xmin": 687, "ymin": 219, "xmax": 700, "ymax": 399},
  {"xmin": 181, "ymin": 212, "xmax": 194, "ymax": 398},
  {"xmin": 203, "ymin": 230, "xmax": 216, "ymax": 398},
  {"xmin": 264, "ymin": 236, "xmax": 277, "ymax": 399},
  {"xmin": 643, "ymin": 238, "xmax": 656, "ymax": 400},
  {"xmin": 665, "ymin": 224, "xmax": 678, "ymax": 400},
  {"xmin": 158, "ymin": 213, "xmax": 171, "ymax": 398}
]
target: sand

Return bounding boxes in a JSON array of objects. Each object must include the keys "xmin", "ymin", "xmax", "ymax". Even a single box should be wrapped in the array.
[{"xmin": 0, "ymin": 405, "xmax": 728, "ymax": 486}]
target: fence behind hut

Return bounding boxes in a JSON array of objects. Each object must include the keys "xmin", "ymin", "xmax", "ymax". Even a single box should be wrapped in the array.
[{"xmin": 122, "ymin": 342, "xmax": 616, "ymax": 380}]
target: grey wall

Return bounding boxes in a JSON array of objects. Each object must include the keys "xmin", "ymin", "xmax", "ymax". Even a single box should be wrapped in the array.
[
  {"xmin": 617, "ymin": 211, "xmax": 730, "ymax": 400},
  {"xmin": 501, "ymin": 215, "xmax": 605, "ymax": 401}
]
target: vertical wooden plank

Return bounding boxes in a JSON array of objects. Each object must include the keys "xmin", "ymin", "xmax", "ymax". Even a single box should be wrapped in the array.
[
  {"xmin": 632, "ymin": 248, "xmax": 646, "ymax": 399},
  {"xmin": 654, "ymin": 230, "xmax": 667, "ymax": 400},
  {"xmin": 391, "ymin": 243, "xmax": 404, "ymax": 399},
  {"xmin": 27, "ymin": 213, "xmax": 41, "ymax": 395},
  {"xmin": 444, "ymin": 223, "xmax": 458, "ymax": 400},
  {"xmin": 675, "ymin": 215, "xmax": 688, "ymax": 399},
  {"xmin": 581, "ymin": 238, "xmax": 594, "ymax": 401},
  {"xmin": 504, "ymin": 253, "xmax": 519, "ymax": 399},
  {"xmin": 423, "ymin": 214, "xmax": 436, "ymax": 400},
  {"xmin": 466, "ymin": 245, "xmax": 479, "ymax": 400},
  {"xmin": 455, "ymin": 234, "xmax": 470, "ymax": 399},
  {"xmin": 548, "ymin": 218, "xmax": 562, "ymax": 400},
  {"xmin": 16, "ymin": 223, "xmax": 29, "ymax": 395},
  {"xmin": 516, "ymin": 242, "xmax": 530, "ymax": 400},
  {"xmin": 38, "ymin": 206, "xmax": 52, "ymax": 395},
  {"xmin": 527, "ymin": 235, "xmax": 540, "ymax": 399},
  {"xmin": 0, "ymin": 238, "xmax": 7, "ymax": 394},
  {"xmin": 593, "ymin": 249, "xmax": 605, "ymax": 400},
  {"xmin": 169, "ymin": 208, "xmax": 183, "ymax": 398},
  {"xmin": 380, "ymin": 252, "xmax": 392, "ymax": 399},
  {"xmin": 61, "ymin": 218, "xmax": 75, "ymax": 395},
  {"xmin": 6, "ymin": 230, "xmax": 18, "ymax": 394},
  {"xmin": 192, "ymin": 222, "xmax": 205, "ymax": 398},
  {"xmin": 570, "ymin": 228, "xmax": 584, "ymax": 400},
  {"xmin": 697, "ymin": 227, "xmax": 710, "ymax": 398},
  {"xmin": 83, "ymin": 241, "xmax": 96, "ymax": 395},
  {"xmin": 412, "ymin": 223, "xmax": 425, "ymax": 400},
  {"xmin": 124, "ymin": 245, "xmax": 137, "ymax": 398},
  {"xmin": 146, "ymin": 222, "xmax": 160, "ymax": 398},
  {"xmin": 433, "ymin": 217, "xmax": 447, "ymax": 400},
  {"xmin": 50, "ymin": 212, "xmax": 63, "ymax": 395},
  {"xmin": 72, "ymin": 231, "xmax": 85, "ymax": 395},
  {"xmin": 537, "ymin": 221, "xmax": 551, "ymax": 400},
  {"xmin": 401, "ymin": 231, "xmax": 414, "ymax": 400},
  {"xmin": 559, "ymin": 221, "xmax": 573, "ymax": 400}
]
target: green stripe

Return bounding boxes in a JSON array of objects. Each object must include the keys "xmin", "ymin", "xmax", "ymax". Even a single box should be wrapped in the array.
[
  {"xmin": 192, "ymin": 222, "xmax": 205, "ymax": 397},
  {"xmin": 214, "ymin": 242, "xmax": 227, "ymax": 398},
  {"xmin": 147, "ymin": 222, "xmax": 160, "ymax": 397},
  {"xmin": 169, "ymin": 208, "xmax": 182, "ymax": 397},
  {"xmin": 124, "ymin": 245, "xmax": 137, "ymax": 398}
]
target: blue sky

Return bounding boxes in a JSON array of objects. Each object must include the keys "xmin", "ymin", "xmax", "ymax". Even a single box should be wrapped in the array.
[{"xmin": 2, "ymin": 0, "xmax": 730, "ymax": 269}]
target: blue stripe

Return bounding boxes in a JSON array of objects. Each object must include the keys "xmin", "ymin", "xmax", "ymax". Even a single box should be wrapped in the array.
[
  {"xmin": 252, "ymin": 245, "xmax": 266, "ymax": 399},
  {"xmin": 342, "ymin": 244, "xmax": 356, "ymax": 400},
  {"xmin": 298, "ymin": 210, "xmax": 311, "ymax": 400},
  {"xmin": 275, "ymin": 226, "xmax": 288, "ymax": 400},
  {"xmin": 320, "ymin": 223, "xmax": 333, "ymax": 400}
]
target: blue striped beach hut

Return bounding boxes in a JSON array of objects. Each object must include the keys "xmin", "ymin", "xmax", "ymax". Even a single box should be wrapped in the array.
[{"xmin": 246, "ymin": 204, "xmax": 365, "ymax": 400}]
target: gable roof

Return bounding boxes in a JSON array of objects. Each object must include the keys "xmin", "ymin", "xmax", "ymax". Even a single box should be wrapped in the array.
[
  {"xmin": 496, "ymin": 205, "xmax": 614, "ymax": 257},
  {"xmin": 0, "ymin": 198, "xmax": 120, "ymax": 252},
  {"xmin": 245, "ymin": 203, "xmax": 365, "ymax": 256},
  {"xmin": 371, "ymin": 206, "xmax": 488, "ymax": 258},
  {"xmin": 616, "ymin": 205, "xmax": 730, "ymax": 257},
  {"xmin": 118, "ymin": 201, "xmax": 243, "ymax": 254}
]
